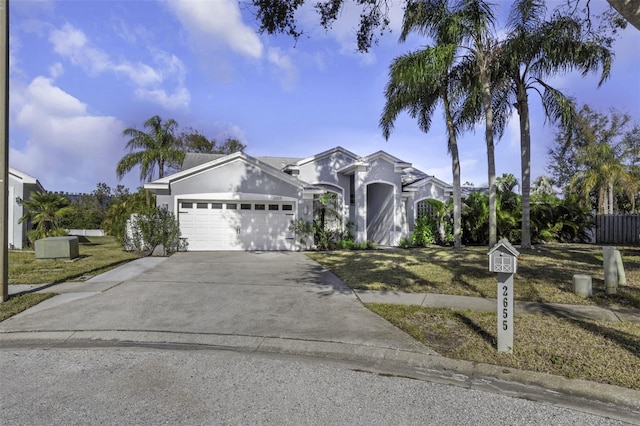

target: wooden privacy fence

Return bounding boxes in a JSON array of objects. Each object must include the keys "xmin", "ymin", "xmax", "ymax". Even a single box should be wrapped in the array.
[{"xmin": 596, "ymin": 214, "xmax": 640, "ymax": 245}]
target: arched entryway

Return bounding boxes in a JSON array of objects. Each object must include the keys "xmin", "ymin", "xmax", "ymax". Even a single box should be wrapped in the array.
[{"xmin": 366, "ymin": 182, "xmax": 394, "ymax": 245}]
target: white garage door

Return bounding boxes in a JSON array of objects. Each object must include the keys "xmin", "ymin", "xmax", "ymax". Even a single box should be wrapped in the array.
[{"xmin": 178, "ymin": 200, "xmax": 295, "ymax": 251}]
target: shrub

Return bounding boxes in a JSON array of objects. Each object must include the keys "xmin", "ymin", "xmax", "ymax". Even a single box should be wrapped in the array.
[
  {"xmin": 126, "ymin": 208, "xmax": 182, "ymax": 254},
  {"xmin": 411, "ymin": 216, "xmax": 437, "ymax": 246}
]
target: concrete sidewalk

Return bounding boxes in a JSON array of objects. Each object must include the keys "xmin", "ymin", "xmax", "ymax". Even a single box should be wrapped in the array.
[{"xmin": 354, "ymin": 290, "xmax": 640, "ymax": 324}]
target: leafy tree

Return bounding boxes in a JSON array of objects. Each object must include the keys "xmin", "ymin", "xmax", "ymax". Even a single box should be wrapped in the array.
[
  {"xmin": 59, "ymin": 183, "xmax": 115, "ymax": 229},
  {"xmin": 531, "ymin": 176, "xmax": 556, "ymax": 196},
  {"xmin": 550, "ymin": 105, "xmax": 640, "ymax": 214},
  {"xmin": 177, "ymin": 128, "xmax": 247, "ymax": 155},
  {"xmin": 19, "ymin": 192, "xmax": 75, "ymax": 244},
  {"xmin": 117, "ymin": 115, "xmax": 183, "ymax": 188},
  {"xmin": 495, "ymin": 0, "xmax": 612, "ymax": 249},
  {"xmin": 103, "ymin": 187, "xmax": 154, "ymax": 247},
  {"xmin": 216, "ymin": 138, "xmax": 247, "ymax": 155},
  {"xmin": 250, "ymin": 0, "xmax": 636, "ymax": 51},
  {"xmin": 177, "ymin": 128, "xmax": 215, "ymax": 153}
]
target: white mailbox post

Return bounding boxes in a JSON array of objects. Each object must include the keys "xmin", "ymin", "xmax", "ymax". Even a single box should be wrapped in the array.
[{"xmin": 488, "ymin": 238, "xmax": 520, "ymax": 354}]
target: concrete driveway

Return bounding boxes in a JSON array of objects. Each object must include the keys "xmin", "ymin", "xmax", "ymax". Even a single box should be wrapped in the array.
[{"xmin": 1, "ymin": 252, "xmax": 429, "ymax": 354}]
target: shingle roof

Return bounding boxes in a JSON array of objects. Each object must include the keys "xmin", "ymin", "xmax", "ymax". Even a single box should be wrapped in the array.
[{"xmin": 181, "ymin": 153, "xmax": 227, "ymax": 170}]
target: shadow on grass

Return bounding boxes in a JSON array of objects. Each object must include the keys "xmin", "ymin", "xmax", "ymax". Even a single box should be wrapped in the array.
[
  {"xmin": 454, "ymin": 312, "xmax": 496, "ymax": 349},
  {"xmin": 567, "ymin": 317, "xmax": 640, "ymax": 361}
]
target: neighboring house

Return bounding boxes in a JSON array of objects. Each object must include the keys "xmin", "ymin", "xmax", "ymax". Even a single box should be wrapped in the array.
[
  {"xmin": 145, "ymin": 146, "xmax": 452, "ymax": 251},
  {"xmin": 8, "ymin": 168, "xmax": 45, "ymax": 249}
]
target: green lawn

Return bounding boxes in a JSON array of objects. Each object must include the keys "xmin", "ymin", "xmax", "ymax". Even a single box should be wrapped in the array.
[
  {"xmin": 2, "ymin": 236, "xmax": 138, "ymax": 321},
  {"xmin": 307, "ymin": 244, "xmax": 640, "ymax": 308},
  {"xmin": 308, "ymin": 244, "xmax": 640, "ymax": 389},
  {"xmin": 367, "ymin": 303, "xmax": 640, "ymax": 390},
  {"xmin": 9, "ymin": 236, "xmax": 138, "ymax": 285}
]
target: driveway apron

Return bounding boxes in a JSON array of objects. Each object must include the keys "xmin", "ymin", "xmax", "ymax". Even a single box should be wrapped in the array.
[{"xmin": 0, "ymin": 252, "xmax": 427, "ymax": 353}]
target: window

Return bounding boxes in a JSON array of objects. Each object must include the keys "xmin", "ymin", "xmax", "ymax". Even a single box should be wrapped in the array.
[
  {"xmin": 197, "ymin": 202, "xmax": 208, "ymax": 209},
  {"xmin": 227, "ymin": 203, "xmax": 237, "ymax": 210},
  {"xmin": 255, "ymin": 204, "xmax": 266, "ymax": 211},
  {"xmin": 241, "ymin": 203, "xmax": 252, "ymax": 210},
  {"xmin": 181, "ymin": 202, "xmax": 193, "ymax": 209},
  {"xmin": 268, "ymin": 204, "xmax": 279, "ymax": 211},
  {"xmin": 416, "ymin": 200, "xmax": 437, "ymax": 219},
  {"xmin": 282, "ymin": 204, "xmax": 293, "ymax": 211},
  {"xmin": 211, "ymin": 203, "xmax": 223, "ymax": 209}
]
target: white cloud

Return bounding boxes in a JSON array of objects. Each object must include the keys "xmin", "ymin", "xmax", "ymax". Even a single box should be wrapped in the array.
[
  {"xmin": 166, "ymin": 0, "xmax": 263, "ymax": 59},
  {"xmin": 135, "ymin": 87, "xmax": 191, "ymax": 111},
  {"xmin": 47, "ymin": 23, "xmax": 189, "ymax": 109},
  {"xmin": 49, "ymin": 62, "xmax": 63, "ymax": 79},
  {"xmin": 10, "ymin": 76, "xmax": 127, "ymax": 192},
  {"xmin": 268, "ymin": 47, "xmax": 299, "ymax": 91}
]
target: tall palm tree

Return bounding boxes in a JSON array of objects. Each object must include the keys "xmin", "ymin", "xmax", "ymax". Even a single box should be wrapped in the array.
[
  {"xmin": 498, "ymin": 0, "xmax": 613, "ymax": 249},
  {"xmin": 116, "ymin": 115, "xmax": 183, "ymax": 183},
  {"xmin": 380, "ymin": 41, "xmax": 463, "ymax": 250},
  {"xmin": 401, "ymin": 0, "xmax": 500, "ymax": 246},
  {"xmin": 19, "ymin": 192, "xmax": 76, "ymax": 243}
]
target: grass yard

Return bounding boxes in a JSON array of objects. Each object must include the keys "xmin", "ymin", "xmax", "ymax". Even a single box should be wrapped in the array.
[
  {"xmin": 307, "ymin": 244, "xmax": 640, "ymax": 309},
  {"xmin": 9, "ymin": 236, "xmax": 138, "ymax": 285},
  {"xmin": 367, "ymin": 304, "xmax": 640, "ymax": 390},
  {"xmin": 0, "ymin": 293, "xmax": 55, "ymax": 322}
]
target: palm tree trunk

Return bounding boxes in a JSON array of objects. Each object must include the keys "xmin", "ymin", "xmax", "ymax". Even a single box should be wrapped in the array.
[
  {"xmin": 599, "ymin": 186, "xmax": 606, "ymax": 215},
  {"xmin": 608, "ymin": 181, "xmax": 614, "ymax": 214},
  {"xmin": 517, "ymin": 85, "xmax": 532, "ymax": 249},
  {"xmin": 480, "ymin": 60, "xmax": 497, "ymax": 247},
  {"xmin": 443, "ymin": 89, "xmax": 462, "ymax": 251}
]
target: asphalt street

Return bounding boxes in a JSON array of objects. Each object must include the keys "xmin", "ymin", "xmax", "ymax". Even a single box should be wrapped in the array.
[{"xmin": 1, "ymin": 347, "xmax": 630, "ymax": 426}]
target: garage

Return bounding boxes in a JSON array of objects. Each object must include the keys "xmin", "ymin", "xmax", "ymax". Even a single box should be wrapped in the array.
[{"xmin": 178, "ymin": 200, "xmax": 296, "ymax": 251}]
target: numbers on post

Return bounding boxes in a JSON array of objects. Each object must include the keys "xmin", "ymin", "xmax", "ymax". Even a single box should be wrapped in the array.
[{"xmin": 502, "ymin": 285, "xmax": 509, "ymax": 331}]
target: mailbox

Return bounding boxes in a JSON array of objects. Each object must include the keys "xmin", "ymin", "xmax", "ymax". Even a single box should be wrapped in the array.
[{"xmin": 488, "ymin": 238, "xmax": 520, "ymax": 273}]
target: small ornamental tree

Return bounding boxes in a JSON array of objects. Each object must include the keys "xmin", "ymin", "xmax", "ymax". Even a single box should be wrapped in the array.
[{"xmin": 126, "ymin": 208, "xmax": 183, "ymax": 255}]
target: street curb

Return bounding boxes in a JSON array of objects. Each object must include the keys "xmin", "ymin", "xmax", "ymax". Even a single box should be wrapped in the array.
[{"xmin": 1, "ymin": 330, "xmax": 638, "ymax": 424}]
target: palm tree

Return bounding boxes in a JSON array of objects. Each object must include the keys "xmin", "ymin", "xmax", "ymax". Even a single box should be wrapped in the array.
[
  {"xmin": 19, "ymin": 192, "xmax": 76, "ymax": 244},
  {"xmin": 400, "ymin": 0, "xmax": 500, "ymax": 247},
  {"xmin": 571, "ymin": 138, "xmax": 634, "ymax": 214},
  {"xmin": 497, "ymin": 0, "xmax": 613, "ymax": 249},
  {"xmin": 116, "ymin": 115, "xmax": 183, "ymax": 183},
  {"xmin": 380, "ymin": 42, "xmax": 463, "ymax": 250}
]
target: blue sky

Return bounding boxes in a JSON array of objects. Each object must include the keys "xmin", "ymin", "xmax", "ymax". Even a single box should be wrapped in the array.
[{"xmin": 9, "ymin": 0, "xmax": 640, "ymax": 194}]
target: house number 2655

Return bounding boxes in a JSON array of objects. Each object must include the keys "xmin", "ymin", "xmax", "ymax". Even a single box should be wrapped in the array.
[{"xmin": 502, "ymin": 285, "xmax": 509, "ymax": 331}]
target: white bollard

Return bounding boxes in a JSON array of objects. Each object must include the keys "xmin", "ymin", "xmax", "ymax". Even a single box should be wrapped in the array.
[
  {"xmin": 572, "ymin": 274, "xmax": 592, "ymax": 298},
  {"xmin": 615, "ymin": 250, "xmax": 626, "ymax": 286},
  {"xmin": 603, "ymin": 246, "xmax": 618, "ymax": 295}
]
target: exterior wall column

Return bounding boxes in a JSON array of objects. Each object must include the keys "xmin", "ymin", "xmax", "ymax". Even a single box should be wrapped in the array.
[
  {"xmin": 354, "ymin": 166, "xmax": 367, "ymax": 243},
  {"xmin": 400, "ymin": 194, "xmax": 410, "ymax": 241}
]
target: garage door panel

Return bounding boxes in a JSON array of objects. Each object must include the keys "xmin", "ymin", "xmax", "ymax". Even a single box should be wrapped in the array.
[{"xmin": 179, "ymin": 201, "xmax": 294, "ymax": 251}]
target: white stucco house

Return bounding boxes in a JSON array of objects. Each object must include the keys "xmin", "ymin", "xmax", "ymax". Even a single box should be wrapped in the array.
[
  {"xmin": 8, "ymin": 168, "xmax": 45, "ymax": 249},
  {"xmin": 145, "ymin": 146, "xmax": 451, "ymax": 251}
]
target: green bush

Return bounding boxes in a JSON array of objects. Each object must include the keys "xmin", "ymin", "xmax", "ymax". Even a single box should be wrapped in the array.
[
  {"xmin": 411, "ymin": 216, "xmax": 437, "ymax": 246},
  {"xmin": 126, "ymin": 208, "xmax": 182, "ymax": 254}
]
